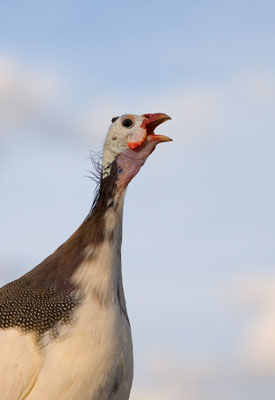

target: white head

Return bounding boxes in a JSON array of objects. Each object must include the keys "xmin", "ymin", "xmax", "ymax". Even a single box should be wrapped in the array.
[{"xmin": 102, "ymin": 113, "xmax": 172, "ymax": 189}]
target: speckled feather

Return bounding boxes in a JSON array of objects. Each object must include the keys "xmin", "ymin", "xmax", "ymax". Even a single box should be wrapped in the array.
[{"xmin": 0, "ymin": 277, "xmax": 78, "ymax": 338}]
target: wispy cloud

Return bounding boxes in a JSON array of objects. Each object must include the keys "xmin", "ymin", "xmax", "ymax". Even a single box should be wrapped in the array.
[
  {"xmin": 82, "ymin": 67, "xmax": 275, "ymax": 152},
  {"xmin": 0, "ymin": 56, "xmax": 89, "ymax": 142},
  {"xmin": 1, "ymin": 55, "xmax": 274, "ymax": 152}
]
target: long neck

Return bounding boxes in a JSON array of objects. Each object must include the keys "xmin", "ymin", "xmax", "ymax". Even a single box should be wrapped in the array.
[{"xmin": 71, "ymin": 159, "xmax": 128, "ymax": 307}]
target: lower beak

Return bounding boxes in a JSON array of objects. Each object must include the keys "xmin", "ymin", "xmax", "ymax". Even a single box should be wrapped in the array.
[{"xmin": 147, "ymin": 134, "xmax": 173, "ymax": 143}]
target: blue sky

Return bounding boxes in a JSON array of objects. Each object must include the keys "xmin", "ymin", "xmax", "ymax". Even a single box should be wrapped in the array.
[{"xmin": 1, "ymin": 1, "xmax": 275, "ymax": 399}]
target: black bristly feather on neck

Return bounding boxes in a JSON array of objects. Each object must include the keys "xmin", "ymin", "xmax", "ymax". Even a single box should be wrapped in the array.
[
  {"xmin": 86, "ymin": 157, "xmax": 119, "ymax": 220},
  {"xmin": 87, "ymin": 150, "xmax": 102, "ymax": 187}
]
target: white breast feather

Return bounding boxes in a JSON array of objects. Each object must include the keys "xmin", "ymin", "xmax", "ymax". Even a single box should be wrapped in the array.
[
  {"xmin": 0, "ymin": 330, "xmax": 41, "ymax": 400},
  {"xmin": 26, "ymin": 240, "xmax": 133, "ymax": 400}
]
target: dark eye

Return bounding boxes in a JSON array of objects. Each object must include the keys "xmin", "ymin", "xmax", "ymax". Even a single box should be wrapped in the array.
[
  {"xmin": 122, "ymin": 119, "xmax": 133, "ymax": 128},
  {"xmin": 111, "ymin": 116, "xmax": 119, "ymax": 123}
]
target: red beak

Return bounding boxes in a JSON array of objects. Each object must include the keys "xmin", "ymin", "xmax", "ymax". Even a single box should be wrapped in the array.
[
  {"xmin": 127, "ymin": 113, "xmax": 172, "ymax": 150},
  {"xmin": 141, "ymin": 113, "xmax": 172, "ymax": 143}
]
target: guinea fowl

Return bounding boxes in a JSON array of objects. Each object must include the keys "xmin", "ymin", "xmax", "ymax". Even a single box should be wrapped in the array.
[{"xmin": 0, "ymin": 113, "xmax": 172, "ymax": 400}]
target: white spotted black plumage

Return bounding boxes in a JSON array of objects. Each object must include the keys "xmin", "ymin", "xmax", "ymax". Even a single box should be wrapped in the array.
[{"xmin": 0, "ymin": 277, "xmax": 79, "ymax": 338}]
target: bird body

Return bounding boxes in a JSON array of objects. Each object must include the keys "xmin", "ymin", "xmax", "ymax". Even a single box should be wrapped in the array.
[{"xmin": 0, "ymin": 113, "xmax": 171, "ymax": 399}]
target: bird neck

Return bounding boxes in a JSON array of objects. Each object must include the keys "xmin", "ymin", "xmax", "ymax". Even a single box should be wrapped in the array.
[
  {"xmin": 72, "ymin": 198, "xmax": 126, "ymax": 309},
  {"xmin": 70, "ymin": 159, "xmax": 127, "ymax": 306}
]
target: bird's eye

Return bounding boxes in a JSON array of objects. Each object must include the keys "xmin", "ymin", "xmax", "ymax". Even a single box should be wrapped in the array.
[
  {"xmin": 122, "ymin": 119, "xmax": 134, "ymax": 128},
  {"xmin": 111, "ymin": 116, "xmax": 119, "ymax": 123}
]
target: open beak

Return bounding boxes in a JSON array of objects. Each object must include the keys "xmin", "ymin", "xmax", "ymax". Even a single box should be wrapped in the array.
[{"xmin": 141, "ymin": 113, "xmax": 172, "ymax": 143}]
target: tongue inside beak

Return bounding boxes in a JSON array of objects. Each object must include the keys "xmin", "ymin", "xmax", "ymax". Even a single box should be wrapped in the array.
[{"xmin": 127, "ymin": 113, "xmax": 172, "ymax": 150}]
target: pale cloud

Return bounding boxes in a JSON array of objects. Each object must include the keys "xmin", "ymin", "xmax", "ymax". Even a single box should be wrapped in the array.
[
  {"xmin": 234, "ymin": 275, "xmax": 275, "ymax": 376},
  {"xmin": 241, "ymin": 69, "xmax": 275, "ymax": 105},
  {"xmin": 130, "ymin": 343, "xmax": 275, "ymax": 400},
  {"xmin": 0, "ymin": 56, "xmax": 88, "ymax": 142},
  {"xmin": 130, "ymin": 353, "xmax": 236, "ymax": 400},
  {"xmin": 146, "ymin": 353, "xmax": 219, "ymax": 386},
  {"xmin": 130, "ymin": 388, "xmax": 197, "ymax": 400},
  {"xmin": 0, "ymin": 56, "xmax": 58, "ymax": 133},
  {"xmin": 130, "ymin": 276, "xmax": 275, "ymax": 400}
]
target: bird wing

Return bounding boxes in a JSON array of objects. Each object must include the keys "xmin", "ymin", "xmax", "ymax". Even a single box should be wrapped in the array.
[{"xmin": 0, "ymin": 329, "xmax": 41, "ymax": 400}]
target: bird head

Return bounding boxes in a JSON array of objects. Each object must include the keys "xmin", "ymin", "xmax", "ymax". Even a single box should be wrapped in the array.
[{"xmin": 102, "ymin": 113, "xmax": 172, "ymax": 190}]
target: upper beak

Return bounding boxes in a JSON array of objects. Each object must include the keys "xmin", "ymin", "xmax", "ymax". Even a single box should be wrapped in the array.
[{"xmin": 141, "ymin": 113, "xmax": 172, "ymax": 143}]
